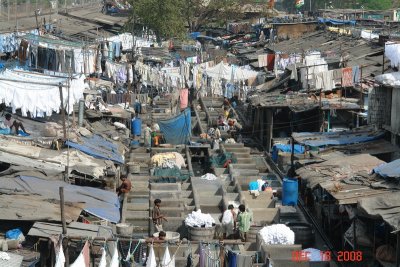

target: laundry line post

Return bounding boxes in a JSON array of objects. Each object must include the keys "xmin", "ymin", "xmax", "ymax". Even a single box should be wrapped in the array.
[
  {"xmin": 59, "ymin": 186, "xmax": 70, "ymax": 264},
  {"xmin": 59, "ymin": 83, "xmax": 67, "ymax": 139}
]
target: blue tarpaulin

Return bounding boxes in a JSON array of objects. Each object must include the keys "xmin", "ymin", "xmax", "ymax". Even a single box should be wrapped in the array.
[
  {"xmin": 189, "ymin": 32, "xmax": 201, "ymax": 39},
  {"xmin": 373, "ymin": 159, "xmax": 400, "ymax": 178},
  {"xmin": 292, "ymin": 129, "xmax": 385, "ymax": 147},
  {"xmin": 271, "ymin": 144, "xmax": 305, "ymax": 162},
  {"xmin": 318, "ymin": 18, "xmax": 356, "ymax": 26},
  {"xmin": 66, "ymin": 134, "xmax": 124, "ymax": 164},
  {"xmin": 159, "ymin": 108, "xmax": 191, "ymax": 145},
  {"xmin": 2, "ymin": 176, "xmax": 120, "ymax": 222}
]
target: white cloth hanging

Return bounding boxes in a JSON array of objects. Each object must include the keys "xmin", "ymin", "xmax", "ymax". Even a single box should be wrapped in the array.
[
  {"xmin": 160, "ymin": 246, "xmax": 175, "ymax": 267},
  {"xmin": 70, "ymin": 241, "xmax": 90, "ymax": 267},
  {"xmin": 110, "ymin": 242, "xmax": 119, "ymax": 267},
  {"xmin": 146, "ymin": 245, "xmax": 157, "ymax": 267},
  {"xmin": 98, "ymin": 248, "xmax": 107, "ymax": 267},
  {"xmin": 54, "ymin": 243, "xmax": 65, "ymax": 267}
]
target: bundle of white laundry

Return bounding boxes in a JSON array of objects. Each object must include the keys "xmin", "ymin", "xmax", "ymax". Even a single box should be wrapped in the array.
[
  {"xmin": 185, "ymin": 210, "xmax": 215, "ymax": 228},
  {"xmin": 259, "ymin": 224, "xmax": 295, "ymax": 245}
]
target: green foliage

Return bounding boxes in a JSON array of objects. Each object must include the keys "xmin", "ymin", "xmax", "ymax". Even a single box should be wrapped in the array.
[
  {"xmin": 360, "ymin": 0, "xmax": 392, "ymax": 10},
  {"xmin": 132, "ymin": 0, "xmax": 186, "ymax": 41}
]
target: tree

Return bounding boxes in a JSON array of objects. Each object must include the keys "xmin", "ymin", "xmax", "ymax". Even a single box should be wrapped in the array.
[{"xmin": 132, "ymin": 0, "xmax": 186, "ymax": 41}]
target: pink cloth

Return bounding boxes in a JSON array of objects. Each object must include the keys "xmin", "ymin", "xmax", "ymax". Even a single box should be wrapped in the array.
[
  {"xmin": 180, "ymin": 88, "xmax": 189, "ymax": 109},
  {"xmin": 342, "ymin": 67, "xmax": 353, "ymax": 87}
]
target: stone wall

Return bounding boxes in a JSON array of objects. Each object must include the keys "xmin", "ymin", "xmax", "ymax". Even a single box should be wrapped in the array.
[{"xmin": 367, "ymin": 86, "xmax": 392, "ymax": 128}]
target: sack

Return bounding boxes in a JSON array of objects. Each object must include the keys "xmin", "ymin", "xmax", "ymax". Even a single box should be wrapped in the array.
[{"xmin": 6, "ymin": 228, "xmax": 25, "ymax": 241}]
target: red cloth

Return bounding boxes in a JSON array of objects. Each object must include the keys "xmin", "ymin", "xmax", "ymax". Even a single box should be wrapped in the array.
[
  {"xmin": 342, "ymin": 67, "xmax": 353, "ymax": 87},
  {"xmin": 267, "ymin": 54, "xmax": 275, "ymax": 71},
  {"xmin": 180, "ymin": 88, "xmax": 189, "ymax": 109}
]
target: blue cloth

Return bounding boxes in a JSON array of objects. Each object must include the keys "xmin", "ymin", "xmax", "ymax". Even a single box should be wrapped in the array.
[
  {"xmin": 374, "ymin": 159, "xmax": 400, "ymax": 178},
  {"xmin": 225, "ymin": 83, "xmax": 235, "ymax": 99},
  {"xmin": 271, "ymin": 144, "xmax": 305, "ymax": 162},
  {"xmin": 108, "ymin": 42, "xmax": 114, "ymax": 60},
  {"xmin": 318, "ymin": 18, "xmax": 356, "ymax": 26},
  {"xmin": 17, "ymin": 130, "xmax": 30, "ymax": 137},
  {"xmin": 352, "ymin": 65, "xmax": 360, "ymax": 84},
  {"xmin": 0, "ymin": 128, "xmax": 11, "ymax": 135},
  {"xmin": 249, "ymin": 181, "xmax": 258, "ymax": 191},
  {"xmin": 114, "ymin": 41, "xmax": 121, "ymax": 57},
  {"xmin": 65, "ymin": 134, "xmax": 124, "ymax": 164},
  {"xmin": 158, "ymin": 108, "xmax": 191, "ymax": 145},
  {"xmin": 228, "ymin": 251, "xmax": 237, "ymax": 267}
]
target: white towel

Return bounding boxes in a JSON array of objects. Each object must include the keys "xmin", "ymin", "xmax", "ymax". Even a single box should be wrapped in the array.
[
  {"xmin": 110, "ymin": 242, "xmax": 119, "ymax": 267},
  {"xmin": 146, "ymin": 245, "xmax": 157, "ymax": 267}
]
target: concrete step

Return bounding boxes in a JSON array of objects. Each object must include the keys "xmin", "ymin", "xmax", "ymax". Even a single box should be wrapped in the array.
[
  {"xmin": 126, "ymin": 203, "xmax": 149, "ymax": 211},
  {"xmin": 225, "ymin": 147, "xmax": 251, "ymax": 153}
]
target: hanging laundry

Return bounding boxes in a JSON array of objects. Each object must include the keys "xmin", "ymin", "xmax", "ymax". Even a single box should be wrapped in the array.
[
  {"xmin": 146, "ymin": 245, "xmax": 157, "ymax": 267},
  {"xmin": 108, "ymin": 41, "xmax": 114, "ymax": 60},
  {"xmin": 258, "ymin": 54, "xmax": 268, "ymax": 67},
  {"xmin": 110, "ymin": 242, "xmax": 119, "ymax": 267},
  {"xmin": 266, "ymin": 54, "xmax": 275, "ymax": 71},
  {"xmin": 314, "ymin": 71, "xmax": 334, "ymax": 91},
  {"xmin": 227, "ymin": 250, "xmax": 237, "ymax": 267},
  {"xmin": 385, "ymin": 42, "xmax": 400, "ymax": 68},
  {"xmin": 99, "ymin": 248, "xmax": 107, "ymax": 267},
  {"xmin": 352, "ymin": 65, "xmax": 360, "ymax": 85},
  {"xmin": 161, "ymin": 246, "xmax": 175, "ymax": 267},
  {"xmin": 342, "ymin": 67, "xmax": 353, "ymax": 87},
  {"xmin": 18, "ymin": 40, "xmax": 29, "ymax": 62},
  {"xmin": 54, "ymin": 243, "xmax": 65, "ymax": 267},
  {"xmin": 199, "ymin": 244, "xmax": 205, "ymax": 267},
  {"xmin": 70, "ymin": 241, "xmax": 90, "ymax": 267},
  {"xmin": 236, "ymin": 254, "xmax": 253, "ymax": 266},
  {"xmin": 180, "ymin": 88, "xmax": 189, "ymax": 109},
  {"xmin": 114, "ymin": 41, "xmax": 121, "ymax": 57}
]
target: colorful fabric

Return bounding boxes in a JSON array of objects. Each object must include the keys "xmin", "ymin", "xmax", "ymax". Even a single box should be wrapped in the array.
[
  {"xmin": 180, "ymin": 88, "xmax": 189, "ymax": 109},
  {"xmin": 342, "ymin": 67, "xmax": 353, "ymax": 87}
]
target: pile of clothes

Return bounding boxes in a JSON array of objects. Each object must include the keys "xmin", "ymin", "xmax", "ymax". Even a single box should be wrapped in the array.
[
  {"xmin": 185, "ymin": 210, "xmax": 215, "ymax": 228},
  {"xmin": 259, "ymin": 224, "xmax": 295, "ymax": 245},
  {"xmin": 151, "ymin": 152, "xmax": 186, "ymax": 169}
]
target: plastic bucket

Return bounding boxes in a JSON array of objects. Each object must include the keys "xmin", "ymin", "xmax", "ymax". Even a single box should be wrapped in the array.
[
  {"xmin": 131, "ymin": 118, "xmax": 142, "ymax": 136},
  {"xmin": 282, "ymin": 178, "xmax": 298, "ymax": 206}
]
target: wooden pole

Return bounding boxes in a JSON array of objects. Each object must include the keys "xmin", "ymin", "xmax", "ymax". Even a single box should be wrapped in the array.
[
  {"xmin": 59, "ymin": 84, "xmax": 67, "ymax": 139},
  {"xmin": 59, "ymin": 186, "xmax": 69, "ymax": 265},
  {"xmin": 59, "ymin": 187, "xmax": 67, "ymax": 235}
]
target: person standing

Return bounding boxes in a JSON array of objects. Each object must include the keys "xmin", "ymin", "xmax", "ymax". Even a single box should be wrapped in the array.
[
  {"xmin": 152, "ymin": 199, "xmax": 167, "ymax": 232},
  {"xmin": 237, "ymin": 204, "xmax": 252, "ymax": 242},
  {"xmin": 144, "ymin": 123, "xmax": 152, "ymax": 148},
  {"xmin": 116, "ymin": 175, "xmax": 132, "ymax": 217},
  {"xmin": 221, "ymin": 205, "xmax": 236, "ymax": 239}
]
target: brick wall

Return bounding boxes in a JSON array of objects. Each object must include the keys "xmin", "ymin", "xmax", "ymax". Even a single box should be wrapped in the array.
[{"xmin": 367, "ymin": 86, "xmax": 392, "ymax": 128}]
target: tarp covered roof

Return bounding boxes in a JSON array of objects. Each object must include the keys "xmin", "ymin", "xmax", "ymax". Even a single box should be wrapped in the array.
[
  {"xmin": 292, "ymin": 127, "xmax": 386, "ymax": 147},
  {"xmin": 66, "ymin": 134, "xmax": 124, "ymax": 164},
  {"xmin": 318, "ymin": 17, "xmax": 357, "ymax": 26},
  {"xmin": 358, "ymin": 193, "xmax": 400, "ymax": 231},
  {"xmin": 0, "ymin": 175, "xmax": 120, "ymax": 223}
]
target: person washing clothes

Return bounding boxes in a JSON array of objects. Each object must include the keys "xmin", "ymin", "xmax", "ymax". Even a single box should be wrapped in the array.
[
  {"xmin": 221, "ymin": 205, "xmax": 236, "ymax": 239},
  {"xmin": 237, "ymin": 204, "xmax": 253, "ymax": 242},
  {"xmin": 0, "ymin": 113, "xmax": 29, "ymax": 136},
  {"xmin": 152, "ymin": 199, "xmax": 168, "ymax": 232}
]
